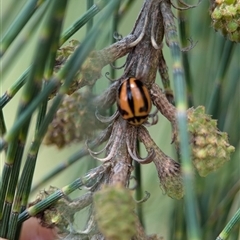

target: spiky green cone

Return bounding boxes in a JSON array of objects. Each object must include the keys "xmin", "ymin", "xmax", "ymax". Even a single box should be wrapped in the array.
[
  {"xmin": 211, "ymin": 0, "xmax": 240, "ymax": 42},
  {"xmin": 93, "ymin": 184, "xmax": 136, "ymax": 240},
  {"xmin": 44, "ymin": 90, "xmax": 105, "ymax": 148},
  {"xmin": 184, "ymin": 106, "xmax": 235, "ymax": 177}
]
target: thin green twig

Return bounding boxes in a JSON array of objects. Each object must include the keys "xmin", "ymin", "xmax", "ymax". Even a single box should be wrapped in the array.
[
  {"xmin": 0, "ymin": 0, "xmax": 122, "ymax": 150},
  {"xmin": 207, "ymin": 41, "xmax": 235, "ymax": 118},
  {"xmin": 177, "ymin": 8, "xmax": 194, "ymax": 106},
  {"xmin": 18, "ymin": 164, "xmax": 108, "ymax": 223},
  {"xmin": 1, "ymin": 1, "xmax": 68, "ymax": 239},
  {"xmin": 216, "ymin": 208, "xmax": 240, "ymax": 240},
  {"xmin": 0, "ymin": 0, "xmax": 44, "ymax": 57},
  {"xmin": 0, "ymin": 0, "xmax": 50, "ymax": 80},
  {"xmin": 10, "ymin": 4, "xmax": 67, "ymax": 239},
  {"xmin": 161, "ymin": 1, "xmax": 201, "ymax": 239},
  {"xmin": 0, "ymin": 67, "xmax": 30, "ymax": 109},
  {"xmin": 60, "ymin": 0, "xmax": 110, "ymax": 45},
  {"xmin": 86, "ymin": 0, "xmax": 94, "ymax": 32}
]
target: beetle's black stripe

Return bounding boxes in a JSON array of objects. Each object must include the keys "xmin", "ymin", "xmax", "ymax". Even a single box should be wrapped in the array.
[
  {"xmin": 135, "ymin": 79, "xmax": 149, "ymax": 112},
  {"xmin": 127, "ymin": 115, "xmax": 148, "ymax": 125},
  {"xmin": 127, "ymin": 78, "xmax": 135, "ymax": 115},
  {"xmin": 118, "ymin": 83, "xmax": 123, "ymax": 100}
]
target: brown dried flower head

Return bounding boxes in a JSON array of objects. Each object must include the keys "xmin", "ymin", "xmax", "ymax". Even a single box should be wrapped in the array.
[
  {"xmin": 138, "ymin": 126, "xmax": 184, "ymax": 199},
  {"xmin": 44, "ymin": 90, "xmax": 105, "ymax": 148}
]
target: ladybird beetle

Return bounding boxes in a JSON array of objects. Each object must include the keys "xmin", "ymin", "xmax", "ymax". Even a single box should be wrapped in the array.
[{"xmin": 117, "ymin": 77, "xmax": 152, "ymax": 126}]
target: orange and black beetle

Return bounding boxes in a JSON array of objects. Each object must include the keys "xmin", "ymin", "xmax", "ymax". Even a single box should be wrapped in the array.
[{"xmin": 117, "ymin": 77, "xmax": 152, "ymax": 126}]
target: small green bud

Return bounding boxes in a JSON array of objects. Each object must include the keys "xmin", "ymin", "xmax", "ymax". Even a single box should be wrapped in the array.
[
  {"xmin": 210, "ymin": 1, "xmax": 240, "ymax": 42},
  {"xmin": 229, "ymin": 30, "xmax": 240, "ymax": 42},
  {"xmin": 94, "ymin": 184, "xmax": 136, "ymax": 240},
  {"xmin": 212, "ymin": 8, "xmax": 223, "ymax": 19},
  {"xmin": 177, "ymin": 106, "xmax": 236, "ymax": 177},
  {"xmin": 224, "ymin": 0, "xmax": 236, "ymax": 5}
]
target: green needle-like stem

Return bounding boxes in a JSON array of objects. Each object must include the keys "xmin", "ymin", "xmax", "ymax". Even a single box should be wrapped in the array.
[
  {"xmin": 161, "ymin": 1, "xmax": 201, "ymax": 239},
  {"xmin": 0, "ymin": 0, "xmax": 43, "ymax": 57},
  {"xmin": 18, "ymin": 164, "xmax": 108, "ymax": 223},
  {"xmin": 216, "ymin": 208, "xmax": 240, "ymax": 240}
]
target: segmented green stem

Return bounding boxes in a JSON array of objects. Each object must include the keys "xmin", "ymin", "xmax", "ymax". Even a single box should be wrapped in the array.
[
  {"xmin": 18, "ymin": 164, "xmax": 108, "ymax": 223},
  {"xmin": 0, "ymin": 0, "xmax": 121, "ymax": 151},
  {"xmin": 161, "ymin": 1, "xmax": 201, "ymax": 239},
  {"xmin": 0, "ymin": 110, "xmax": 6, "ymax": 137},
  {"xmin": 207, "ymin": 41, "xmax": 235, "ymax": 118},
  {"xmin": 0, "ymin": 0, "xmax": 50, "ymax": 80},
  {"xmin": 0, "ymin": 67, "xmax": 29, "ymax": 109},
  {"xmin": 216, "ymin": 208, "xmax": 240, "ymax": 240},
  {"xmin": 0, "ymin": 0, "xmax": 110, "ymax": 112},
  {"xmin": 0, "ymin": 1, "xmax": 68, "ymax": 239},
  {"xmin": 1, "ymin": 0, "xmax": 24, "ymax": 32},
  {"xmin": 0, "ymin": 0, "xmax": 44, "ymax": 57},
  {"xmin": 1, "ymin": 2, "xmax": 121, "ymax": 236},
  {"xmin": 177, "ymin": 8, "xmax": 193, "ymax": 106},
  {"xmin": 86, "ymin": 0, "xmax": 94, "ymax": 32},
  {"xmin": 32, "ymin": 148, "xmax": 90, "ymax": 191},
  {"xmin": 8, "ymin": 7, "xmax": 66, "ymax": 240},
  {"xmin": 60, "ymin": 0, "xmax": 110, "ymax": 45}
]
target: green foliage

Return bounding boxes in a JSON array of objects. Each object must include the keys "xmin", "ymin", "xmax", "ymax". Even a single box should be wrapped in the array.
[{"xmin": 94, "ymin": 184, "xmax": 136, "ymax": 240}]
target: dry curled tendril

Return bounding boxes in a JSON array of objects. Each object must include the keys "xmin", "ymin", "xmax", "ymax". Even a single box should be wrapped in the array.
[
  {"xmin": 42, "ymin": 0, "xmax": 235, "ymax": 238},
  {"xmin": 45, "ymin": 0, "xmax": 235, "ymax": 198}
]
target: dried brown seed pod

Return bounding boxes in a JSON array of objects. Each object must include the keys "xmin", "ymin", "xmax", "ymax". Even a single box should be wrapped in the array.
[
  {"xmin": 138, "ymin": 126, "xmax": 184, "ymax": 200},
  {"xmin": 44, "ymin": 90, "xmax": 105, "ymax": 148}
]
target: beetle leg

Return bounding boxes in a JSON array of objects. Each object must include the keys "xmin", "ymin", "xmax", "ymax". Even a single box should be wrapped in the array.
[{"xmin": 144, "ymin": 108, "xmax": 159, "ymax": 127}]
